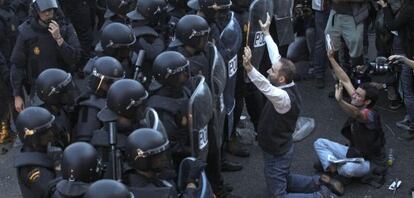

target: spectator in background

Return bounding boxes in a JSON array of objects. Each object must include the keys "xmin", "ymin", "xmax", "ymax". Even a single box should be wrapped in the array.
[{"xmin": 378, "ymin": 0, "xmax": 414, "ymax": 140}]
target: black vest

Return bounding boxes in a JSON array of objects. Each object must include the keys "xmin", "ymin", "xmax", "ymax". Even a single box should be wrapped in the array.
[{"xmin": 257, "ymin": 85, "xmax": 301, "ymax": 156}]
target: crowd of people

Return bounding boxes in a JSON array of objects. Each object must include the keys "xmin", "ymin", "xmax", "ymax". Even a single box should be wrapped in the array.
[{"xmin": 0, "ymin": 0, "xmax": 414, "ymax": 197}]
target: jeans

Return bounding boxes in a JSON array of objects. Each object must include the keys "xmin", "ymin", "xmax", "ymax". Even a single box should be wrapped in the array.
[
  {"xmin": 262, "ymin": 145, "xmax": 325, "ymax": 198},
  {"xmin": 313, "ymin": 10, "xmax": 330, "ymax": 79},
  {"xmin": 314, "ymin": 138, "xmax": 370, "ymax": 178},
  {"xmin": 400, "ymin": 65, "xmax": 414, "ymax": 128}
]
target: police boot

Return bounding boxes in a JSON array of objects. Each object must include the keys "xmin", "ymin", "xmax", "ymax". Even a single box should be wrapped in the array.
[{"xmin": 221, "ymin": 159, "xmax": 243, "ymax": 172}]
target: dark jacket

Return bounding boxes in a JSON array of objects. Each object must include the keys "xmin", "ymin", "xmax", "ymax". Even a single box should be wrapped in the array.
[
  {"xmin": 10, "ymin": 17, "xmax": 81, "ymax": 97},
  {"xmin": 383, "ymin": 1, "xmax": 414, "ymax": 58}
]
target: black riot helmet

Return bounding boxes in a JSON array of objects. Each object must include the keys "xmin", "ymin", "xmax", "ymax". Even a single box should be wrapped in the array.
[
  {"xmin": 84, "ymin": 179, "xmax": 132, "ymax": 198},
  {"xmin": 167, "ymin": 0, "xmax": 189, "ymax": 9},
  {"xmin": 36, "ymin": 68, "xmax": 76, "ymax": 106},
  {"xmin": 125, "ymin": 128, "xmax": 170, "ymax": 172},
  {"xmin": 97, "ymin": 22, "xmax": 136, "ymax": 60},
  {"xmin": 98, "ymin": 79, "xmax": 148, "ymax": 122},
  {"xmin": 88, "ymin": 56, "xmax": 125, "ymax": 98},
  {"xmin": 104, "ymin": 0, "xmax": 136, "ymax": 18},
  {"xmin": 61, "ymin": 142, "xmax": 103, "ymax": 183},
  {"xmin": 188, "ymin": 0, "xmax": 232, "ymax": 22},
  {"xmin": 127, "ymin": 0, "xmax": 167, "ymax": 26},
  {"xmin": 169, "ymin": 14, "xmax": 210, "ymax": 50},
  {"xmin": 153, "ymin": 51, "xmax": 190, "ymax": 88},
  {"xmin": 15, "ymin": 107, "xmax": 56, "ymax": 149}
]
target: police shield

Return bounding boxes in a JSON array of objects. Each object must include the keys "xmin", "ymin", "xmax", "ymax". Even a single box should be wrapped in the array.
[
  {"xmin": 247, "ymin": 0, "xmax": 274, "ymax": 68},
  {"xmin": 188, "ymin": 76, "xmax": 213, "ymax": 161},
  {"xmin": 144, "ymin": 107, "xmax": 168, "ymax": 139},
  {"xmin": 208, "ymin": 43, "xmax": 227, "ymax": 147},
  {"xmin": 273, "ymin": 0, "xmax": 295, "ymax": 46},
  {"xmin": 177, "ymin": 157, "xmax": 214, "ymax": 198}
]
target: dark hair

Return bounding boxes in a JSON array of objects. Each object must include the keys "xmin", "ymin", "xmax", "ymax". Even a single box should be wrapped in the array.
[
  {"xmin": 278, "ymin": 58, "xmax": 296, "ymax": 84},
  {"xmin": 359, "ymin": 83, "xmax": 379, "ymax": 108}
]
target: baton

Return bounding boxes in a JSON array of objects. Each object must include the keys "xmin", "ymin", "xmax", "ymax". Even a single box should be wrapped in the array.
[
  {"xmin": 133, "ymin": 50, "xmax": 146, "ymax": 81},
  {"xmin": 108, "ymin": 121, "xmax": 119, "ymax": 180}
]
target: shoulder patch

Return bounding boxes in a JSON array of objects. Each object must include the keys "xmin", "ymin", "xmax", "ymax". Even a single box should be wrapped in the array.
[{"xmin": 27, "ymin": 168, "xmax": 41, "ymax": 184}]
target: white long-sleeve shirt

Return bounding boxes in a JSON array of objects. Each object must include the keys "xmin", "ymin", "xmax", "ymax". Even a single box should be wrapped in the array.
[{"xmin": 247, "ymin": 35, "xmax": 292, "ymax": 114}]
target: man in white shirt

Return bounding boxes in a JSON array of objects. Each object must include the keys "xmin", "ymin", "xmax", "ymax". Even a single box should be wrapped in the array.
[{"xmin": 242, "ymin": 14, "xmax": 342, "ymax": 198}]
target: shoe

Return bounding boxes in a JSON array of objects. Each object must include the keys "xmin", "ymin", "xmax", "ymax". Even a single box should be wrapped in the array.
[
  {"xmin": 399, "ymin": 130, "xmax": 414, "ymax": 140},
  {"xmin": 318, "ymin": 185, "xmax": 338, "ymax": 198},
  {"xmin": 226, "ymin": 143, "xmax": 250, "ymax": 158},
  {"xmin": 388, "ymin": 100, "xmax": 403, "ymax": 110},
  {"xmin": 313, "ymin": 161, "xmax": 324, "ymax": 172},
  {"xmin": 223, "ymin": 183, "xmax": 233, "ymax": 192},
  {"xmin": 221, "ymin": 160, "xmax": 243, "ymax": 172},
  {"xmin": 396, "ymin": 117, "xmax": 413, "ymax": 131},
  {"xmin": 315, "ymin": 78, "xmax": 325, "ymax": 89},
  {"xmin": 320, "ymin": 174, "xmax": 344, "ymax": 196}
]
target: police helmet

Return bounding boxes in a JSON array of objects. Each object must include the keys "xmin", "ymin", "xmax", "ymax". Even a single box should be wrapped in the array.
[
  {"xmin": 152, "ymin": 51, "xmax": 190, "ymax": 87},
  {"xmin": 169, "ymin": 14, "xmax": 210, "ymax": 49},
  {"xmin": 97, "ymin": 22, "xmax": 136, "ymax": 58},
  {"xmin": 125, "ymin": 128, "xmax": 170, "ymax": 172},
  {"xmin": 61, "ymin": 142, "xmax": 103, "ymax": 183},
  {"xmin": 88, "ymin": 56, "xmax": 125, "ymax": 97},
  {"xmin": 127, "ymin": 0, "xmax": 167, "ymax": 25},
  {"xmin": 188, "ymin": 0, "xmax": 231, "ymax": 21},
  {"xmin": 36, "ymin": 68, "xmax": 76, "ymax": 106},
  {"xmin": 15, "ymin": 107, "xmax": 56, "ymax": 148},
  {"xmin": 98, "ymin": 79, "xmax": 148, "ymax": 122},
  {"xmin": 167, "ymin": 0, "xmax": 189, "ymax": 9},
  {"xmin": 84, "ymin": 179, "xmax": 132, "ymax": 198},
  {"xmin": 104, "ymin": 0, "xmax": 136, "ymax": 18},
  {"xmin": 32, "ymin": 0, "xmax": 58, "ymax": 13}
]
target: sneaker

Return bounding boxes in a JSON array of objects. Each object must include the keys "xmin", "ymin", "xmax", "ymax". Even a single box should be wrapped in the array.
[
  {"xmin": 320, "ymin": 174, "xmax": 344, "ymax": 196},
  {"xmin": 396, "ymin": 117, "xmax": 414, "ymax": 131},
  {"xmin": 388, "ymin": 100, "xmax": 403, "ymax": 110},
  {"xmin": 399, "ymin": 130, "xmax": 414, "ymax": 140},
  {"xmin": 315, "ymin": 78, "xmax": 325, "ymax": 89}
]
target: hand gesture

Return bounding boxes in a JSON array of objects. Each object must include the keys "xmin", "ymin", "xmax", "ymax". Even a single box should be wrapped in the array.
[
  {"xmin": 377, "ymin": 0, "xmax": 388, "ymax": 8},
  {"xmin": 259, "ymin": 12, "xmax": 271, "ymax": 36},
  {"xmin": 243, "ymin": 46, "xmax": 253, "ymax": 73},
  {"xmin": 48, "ymin": 20, "xmax": 62, "ymax": 40},
  {"xmin": 389, "ymin": 55, "xmax": 408, "ymax": 65},
  {"xmin": 335, "ymin": 81, "xmax": 344, "ymax": 101}
]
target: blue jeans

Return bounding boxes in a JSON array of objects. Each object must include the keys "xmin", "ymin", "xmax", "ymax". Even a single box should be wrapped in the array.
[
  {"xmin": 262, "ymin": 145, "xmax": 325, "ymax": 198},
  {"xmin": 401, "ymin": 65, "xmax": 414, "ymax": 128},
  {"xmin": 313, "ymin": 10, "xmax": 330, "ymax": 79},
  {"xmin": 314, "ymin": 138, "xmax": 370, "ymax": 178}
]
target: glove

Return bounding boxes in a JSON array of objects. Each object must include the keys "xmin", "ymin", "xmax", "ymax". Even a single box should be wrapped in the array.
[{"xmin": 186, "ymin": 159, "xmax": 207, "ymax": 184}]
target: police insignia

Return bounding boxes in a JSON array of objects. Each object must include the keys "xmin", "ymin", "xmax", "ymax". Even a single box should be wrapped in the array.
[
  {"xmin": 28, "ymin": 169, "xmax": 41, "ymax": 183},
  {"xmin": 11, "ymin": 24, "xmax": 16, "ymax": 32},
  {"xmin": 33, "ymin": 47, "xmax": 40, "ymax": 56},
  {"xmin": 24, "ymin": 128, "xmax": 35, "ymax": 138}
]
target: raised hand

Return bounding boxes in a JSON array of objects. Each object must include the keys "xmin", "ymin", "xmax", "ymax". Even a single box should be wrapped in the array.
[{"xmin": 259, "ymin": 12, "xmax": 271, "ymax": 36}]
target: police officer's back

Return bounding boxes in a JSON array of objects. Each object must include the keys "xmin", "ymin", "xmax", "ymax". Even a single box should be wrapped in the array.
[
  {"xmin": 50, "ymin": 142, "xmax": 103, "ymax": 198},
  {"xmin": 14, "ymin": 107, "xmax": 60, "ymax": 198},
  {"xmin": 74, "ymin": 56, "xmax": 125, "ymax": 142},
  {"xmin": 10, "ymin": 0, "xmax": 81, "ymax": 113}
]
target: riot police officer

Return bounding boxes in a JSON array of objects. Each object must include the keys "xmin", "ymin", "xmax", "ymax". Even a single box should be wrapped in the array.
[
  {"xmin": 34, "ymin": 68, "xmax": 77, "ymax": 146},
  {"xmin": 146, "ymin": 51, "xmax": 192, "ymax": 168},
  {"xmin": 10, "ymin": 0, "xmax": 81, "ymax": 113},
  {"xmin": 91, "ymin": 79, "xmax": 148, "ymax": 179},
  {"xmin": 188, "ymin": 0, "xmax": 244, "ymax": 173},
  {"xmin": 0, "ymin": 0, "xmax": 19, "ymax": 59},
  {"xmin": 166, "ymin": 0, "xmax": 191, "ymax": 41},
  {"xmin": 49, "ymin": 142, "xmax": 103, "ymax": 198},
  {"xmin": 101, "ymin": 0, "xmax": 136, "ymax": 27},
  {"xmin": 84, "ymin": 22, "xmax": 136, "ymax": 78},
  {"xmin": 126, "ymin": 0, "xmax": 168, "ymax": 85},
  {"xmin": 123, "ymin": 128, "xmax": 212, "ymax": 197},
  {"xmin": 74, "ymin": 56, "xmax": 125, "ymax": 142},
  {"xmin": 14, "ymin": 107, "xmax": 60, "ymax": 198},
  {"xmin": 84, "ymin": 179, "xmax": 133, "ymax": 198}
]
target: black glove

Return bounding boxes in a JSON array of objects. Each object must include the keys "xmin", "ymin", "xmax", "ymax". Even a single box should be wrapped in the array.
[{"xmin": 186, "ymin": 160, "xmax": 207, "ymax": 184}]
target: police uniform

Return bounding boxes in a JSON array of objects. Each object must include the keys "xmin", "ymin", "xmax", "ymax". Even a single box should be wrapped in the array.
[
  {"xmin": 14, "ymin": 147, "xmax": 57, "ymax": 198},
  {"xmin": 10, "ymin": 17, "xmax": 81, "ymax": 98}
]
